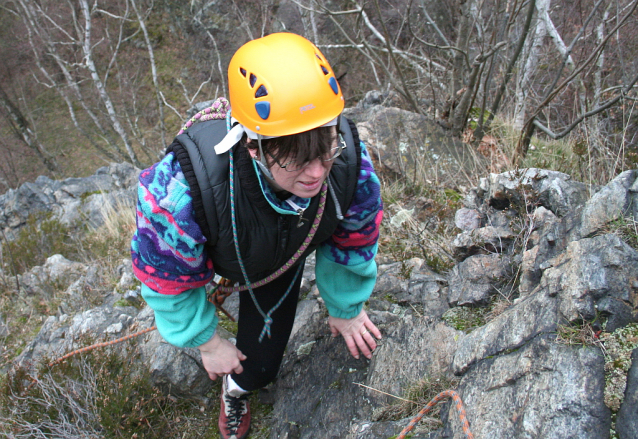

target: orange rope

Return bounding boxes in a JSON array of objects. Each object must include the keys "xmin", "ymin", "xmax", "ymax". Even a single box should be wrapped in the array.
[
  {"xmin": 209, "ymin": 277, "xmax": 236, "ymax": 322},
  {"xmin": 47, "ymin": 277, "xmax": 237, "ymax": 367},
  {"xmin": 47, "ymin": 326, "xmax": 157, "ymax": 367},
  {"xmin": 396, "ymin": 390, "xmax": 474, "ymax": 439}
]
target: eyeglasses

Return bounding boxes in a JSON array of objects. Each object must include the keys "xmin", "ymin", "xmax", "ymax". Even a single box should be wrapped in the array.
[{"xmin": 267, "ymin": 135, "xmax": 346, "ymax": 172}]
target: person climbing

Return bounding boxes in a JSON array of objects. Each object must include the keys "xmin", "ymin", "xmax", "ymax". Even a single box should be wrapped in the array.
[{"xmin": 131, "ymin": 32, "xmax": 383, "ymax": 439}]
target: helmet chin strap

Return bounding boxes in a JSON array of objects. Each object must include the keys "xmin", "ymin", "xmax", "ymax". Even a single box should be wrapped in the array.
[{"xmin": 255, "ymin": 134, "xmax": 275, "ymax": 180}]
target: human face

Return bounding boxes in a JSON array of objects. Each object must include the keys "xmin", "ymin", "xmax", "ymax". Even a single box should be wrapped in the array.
[
  {"xmin": 268, "ymin": 153, "xmax": 334, "ymax": 198},
  {"xmin": 247, "ymin": 128, "xmax": 338, "ymax": 198}
]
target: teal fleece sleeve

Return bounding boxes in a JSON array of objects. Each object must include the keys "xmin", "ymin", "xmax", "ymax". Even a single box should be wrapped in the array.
[
  {"xmin": 141, "ymin": 284, "xmax": 218, "ymax": 348},
  {"xmin": 315, "ymin": 243, "xmax": 378, "ymax": 318}
]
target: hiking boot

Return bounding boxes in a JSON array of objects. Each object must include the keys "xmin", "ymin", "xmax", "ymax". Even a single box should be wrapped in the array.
[{"xmin": 219, "ymin": 375, "xmax": 251, "ymax": 439}]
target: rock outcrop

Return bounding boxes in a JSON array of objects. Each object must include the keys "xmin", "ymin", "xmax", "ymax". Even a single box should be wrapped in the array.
[{"xmin": 0, "ymin": 162, "xmax": 138, "ymax": 239}]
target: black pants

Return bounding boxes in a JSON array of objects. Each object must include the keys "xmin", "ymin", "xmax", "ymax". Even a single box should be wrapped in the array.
[{"xmin": 230, "ymin": 262, "xmax": 303, "ymax": 391}]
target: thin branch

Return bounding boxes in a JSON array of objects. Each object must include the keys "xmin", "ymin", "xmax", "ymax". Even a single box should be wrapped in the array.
[
  {"xmin": 541, "ymin": 0, "xmax": 605, "ymax": 101},
  {"xmin": 418, "ymin": 0, "xmax": 450, "ymax": 46},
  {"xmin": 160, "ymin": 91, "xmax": 183, "ymax": 119},
  {"xmin": 517, "ymin": 0, "xmax": 638, "ymax": 159},
  {"xmin": 354, "ymin": 382, "xmax": 418, "ymax": 404},
  {"xmin": 532, "ymin": 69, "xmax": 638, "ymax": 140}
]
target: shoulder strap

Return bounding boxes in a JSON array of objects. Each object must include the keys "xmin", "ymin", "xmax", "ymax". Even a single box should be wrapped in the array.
[
  {"xmin": 166, "ymin": 119, "xmax": 230, "ymax": 246},
  {"xmin": 336, "ymin": 115, "xmax": 362, "ymax": 212}
]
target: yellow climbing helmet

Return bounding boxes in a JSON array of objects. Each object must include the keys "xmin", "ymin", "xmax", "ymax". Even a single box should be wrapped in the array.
[{"xmin": 228, "ymin": 32, "xmax": 345, "ymax": 137}]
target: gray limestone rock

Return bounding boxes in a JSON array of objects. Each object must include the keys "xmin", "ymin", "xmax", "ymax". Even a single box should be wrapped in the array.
[
  {"xmin": 344, "ymin": 106, "xmax": 475, "ymax": 187},
  {"xmin": 443, "ymin": 336, "xmax": 610, "ymax": 439},
  {"xmin": 577, "ymin": 170, "xmax": 637, "ymax": 239},
  {"xmin": 546, "ymin": 234, "xmax": 638, "ymax": 331},
  {"xmin": 476, "ymin": 168, "xmax": 591, "ymax": 218},
  {"xmin": 136, "ymin": 306, "xmax": 213, "ymax": 399},
  {"xmin": 452, "ymin": 288, "xmax": 560, "ymax": 375},
  {"xmin": 452, "ymin": 226, "xmax": 516, "ymax": 260},
  {"xmin": 15, "ymin": 301, "xmax": 139, "ymax": 370},
  {"xmin": 5, "ymin": 141, "xmax": 638, "ymax": 439},
  {"xmin": 454, "ymin": 208, "xmax": 481, "ymax": 231},
  {"xmin": 367, "ymin": 319, "xmax": 463, "ymax": 405},
  {"xmin": 0, "ymin": 162, "xmax": 139, "ymax": 238},
  {"xmin": 447, "ymin": 254, "xmax": 513, "ymax": 306}
]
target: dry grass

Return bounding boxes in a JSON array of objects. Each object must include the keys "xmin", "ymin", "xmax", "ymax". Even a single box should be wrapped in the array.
[
  {"xmin": 379, "ymin": 179, "xmax": 459, "ymax": 274},
  {"xmin": 371, "ymin": 375, "xmax": 460, "ymax": 433},
  {"xmin": 603, "ymin": 215, "xmax": 638, "ymax": 251},
  {"xmin": 0, "ymin": 348, "xmax": 210, "ymax": 439},
  {"xmin": 555, "ymin": 321, "xmax": 602, "ymax": 347}
]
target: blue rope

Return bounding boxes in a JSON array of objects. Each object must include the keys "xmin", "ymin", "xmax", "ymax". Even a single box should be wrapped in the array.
[
  {"xmin": 258, "ymin": 264, "xmax": 303, "ymax": 342},
  {"xmin": 227, "ymin": 112, "xmax": 303, "ymax": 342}
]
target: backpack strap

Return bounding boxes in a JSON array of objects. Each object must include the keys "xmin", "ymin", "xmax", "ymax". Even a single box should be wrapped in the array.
[
  {"xmin": 166, "ymin": 119, "xmax": 230, "ymax": 246},
  {"xmin": 338, "ymin": 115, "xmax": 362, "ymax": 211}
]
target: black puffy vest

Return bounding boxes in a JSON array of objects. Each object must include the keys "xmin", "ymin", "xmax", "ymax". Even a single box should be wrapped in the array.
[{"xmin": 166, "ymin": 116, "xmax": 361, "ymax": 283}]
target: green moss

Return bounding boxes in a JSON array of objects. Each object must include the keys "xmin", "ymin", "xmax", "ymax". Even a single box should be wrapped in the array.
[
  {"xmin": 217, "ymin": 312, "xmax": 239, "ymax": 335},
  {"xmin": 606, "ymin": 216, "xmax": 638, "ymax": 251},
  {"xmin": 601, "ymin": 323, "xmax": 638, "ymax": 412},
  {"xmin": 384, "ymin": 293, "xmax": 398, "ymax": 304},
  {"xmin": 599, "ymin": 323, "xmax": 638, "ymax": 439},
  {"xmin": 79, "ymin": 190, "xmax": 103, "ymax": 201},
  {"xmin": 113, "ymin": 299, "xmax": 137, "ymax": 309},
  {"xmin": 442, "ymin": 306, "xmax": 488, "ymax": 333}
]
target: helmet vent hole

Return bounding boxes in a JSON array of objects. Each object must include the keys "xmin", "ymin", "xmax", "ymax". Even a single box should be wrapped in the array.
[
  {"xmin": 240, "ymin": 68, "xmax": 247, "ymax": 77},
  {"xmin": 250, "ymin": 73, "xmax": 257, "ymax": 88},
  {"xmin": 315, "ymin": 53, "xmax": 323, "ymax": 61},
  {"xmin": 328, "ymin": 77, "xmax": 339, "ymax": 95},
  {"xmin": 321, "ymin": 65, "xmax": 329, "ymax": 75},
  {"xmin": 255, "ymin": 85, "xmax": 268, "ymax": 98}
]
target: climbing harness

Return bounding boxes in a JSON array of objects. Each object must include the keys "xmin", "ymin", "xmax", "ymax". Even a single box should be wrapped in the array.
[{"xmin": 396, "ymin": 389, "xmax": 474, "ymax": 439}]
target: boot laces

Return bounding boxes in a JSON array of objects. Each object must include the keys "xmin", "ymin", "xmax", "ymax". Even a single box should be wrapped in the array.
[{"xmin": 225, "ymin": 393, "xmax": 249, "ymax": 432}]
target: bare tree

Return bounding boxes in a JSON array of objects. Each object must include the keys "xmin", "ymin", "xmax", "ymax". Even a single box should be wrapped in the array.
[
  {"xmin": 515, "ymin": 0, "xmax": 638, "ymax": 164},
  {"xmin": 0, "ymin": 84, "xmax": 58, "ymax": 173},
  {"xmin": 12, "ymin": 0, "xmax": 143, "ymax": 166},
  {"xmin": 131, "ymin": 0, "xmax": 166, "ymax": 151}
]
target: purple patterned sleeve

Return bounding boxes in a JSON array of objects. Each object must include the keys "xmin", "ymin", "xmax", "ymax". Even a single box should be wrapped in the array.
[{"xmin": 131, "ymin": 153, "xmax": 214, "ymax": 295}]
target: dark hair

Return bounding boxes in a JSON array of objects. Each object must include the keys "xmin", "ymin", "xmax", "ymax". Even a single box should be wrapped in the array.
[{"xmin": 243, "ymin": 126, "xmax": 336, "ymax": 166}]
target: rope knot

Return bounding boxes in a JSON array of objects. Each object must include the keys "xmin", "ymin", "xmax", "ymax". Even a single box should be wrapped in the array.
[{"xmin": 258, "ymin": 316, "xmax": 274, "ymax": 342}]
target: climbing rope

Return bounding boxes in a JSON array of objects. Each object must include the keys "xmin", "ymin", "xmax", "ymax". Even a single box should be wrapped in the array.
[
  {"xmin": 177, "ymin": 97, "xmax": 230, "ymax": 135},
  {"xmin": 47, "ymin": 326, "xmax": 157, "ymax": 368},
  {"xmin": 396, "ymin": 389, "xmax": 474, "ymax": 439},
  {"xmin": 225, "ymin": 118, "xmax": 326, "ymax": 341},
  {"xmin": 43, "ymin": 284, "xmax": 233, "ymax": 370}
]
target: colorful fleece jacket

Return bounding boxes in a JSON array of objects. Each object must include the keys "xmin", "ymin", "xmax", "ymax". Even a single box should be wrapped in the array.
[{"xmin": 131, "ymin": 143, "xmax": 383, "ymax": 348}]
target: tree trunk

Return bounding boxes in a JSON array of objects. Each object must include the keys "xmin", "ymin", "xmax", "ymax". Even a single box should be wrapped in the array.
[
  {"xmin": 0, "ymin": 85, "xmax": 58, "ymax": 173},
  {"xmin": 78, "ymin": 0, "xmax": 141, "ymax": 168},
  {"xmin": 514, "ymin": 0, "xmax": 549, "ymax": 130}
]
